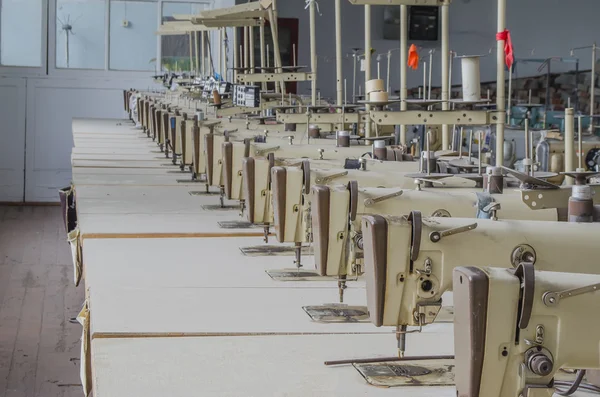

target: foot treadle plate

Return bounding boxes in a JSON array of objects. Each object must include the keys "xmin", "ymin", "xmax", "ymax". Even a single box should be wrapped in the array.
[
  {"xmin": 220, "ymin": 221, "xmax": 258, "ymax": 229},
  {"xmin": 240, "ymin": 245, "xmax": 311, "ymax": 256},
  {"xmin": 303, "ymin": 304, "xmax": 369, "ymax": 323},
  {"xmin": 354, "ymin": 359, "xmax": 455, "ymax": 387},
  {"xmin": 265, "ymin": 269, "xmax": 332, "ymax": 281},
  {"xmin": 202, "ymin": 204, "xmax": 240, "ymax": 211},
  {"xmin": 189, "ymin": 191, "xmax": 218, "ymax": 196}
]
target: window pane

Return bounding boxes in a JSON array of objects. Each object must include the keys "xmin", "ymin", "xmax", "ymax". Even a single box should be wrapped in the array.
[
  {"xmin": 56, "ymin": 0, "xmax": 106, "ymax": 69},
  {"xmin": 160, "ymin": 2, "xmax": 207, "ymax": 72},
  {"xmin": 109, "ymin": 0, "xmax": 158, "ymax": 71},
  {"xmin": 1, "ymin": 0, "xmax": 43, "ymax": 67}
]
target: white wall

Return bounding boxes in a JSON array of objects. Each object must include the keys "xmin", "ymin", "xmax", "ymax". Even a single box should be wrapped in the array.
[
  {"xmin": 0, "ymin": 0, "xmax": 235, "ymax": 202},
  {"xmin": 277, "ymin": 0, "xmax": 600, "ymax": 100}
]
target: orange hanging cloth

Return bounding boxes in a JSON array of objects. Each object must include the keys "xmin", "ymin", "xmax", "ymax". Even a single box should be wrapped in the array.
[
  {"xmin": 496, "ymin": 29, "xmax": 514, "ymax": 69},
  {"xmin": 408, "ymin": 44, "xmax": 419, "ymax": 70}
]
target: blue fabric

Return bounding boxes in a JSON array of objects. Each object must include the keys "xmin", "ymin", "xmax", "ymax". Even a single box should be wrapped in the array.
[
  {"xmin": 476, "ymin": 192, "xmax": 494, "ymax": 219},
  {"xmin": 170, "ymin": 117, "xmax": 176, "ymax": 129}
]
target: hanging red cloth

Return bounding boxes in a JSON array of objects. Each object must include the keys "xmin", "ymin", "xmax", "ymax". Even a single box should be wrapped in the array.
[
  {"xmin": 496, "ymin": 29, "xmax": 514, "ymax": 69},
  {"xmin": 408, "ymin": 44, "xmax": 419, "ymax": 70}
]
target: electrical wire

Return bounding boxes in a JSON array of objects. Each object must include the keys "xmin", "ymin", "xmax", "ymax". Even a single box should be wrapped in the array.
[{"xmin": 554, "ymin": 370, "xmax": 600, "ymax": 396}]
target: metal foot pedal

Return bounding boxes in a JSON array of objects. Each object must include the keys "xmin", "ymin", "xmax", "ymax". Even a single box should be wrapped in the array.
[
  {"xmin": 202, "ymin": 204, "xmax": 240, "ymax": 211},
  {"xmin": 177, "ymin": 179, "xmax": 204, "ymax": 183},
  {"xmin": 303, "ymin": 304, "xmax": 369, "ymax": 323},
  {"xmin": 354, "ymin": 359, "xmax": 455, "ymax": 387},
  {"xmin": 189, "ymin": 191, "xmax": 219, "ymax": 196},
  {"xmin": 240, "ymin": 245, "xmax": 311, "ymax": 256},
  {"xmin": 220, "ymin": 221, "xmax": 259, "ymax": 229},
  {"xmin": 265, "ymin": 269, "xmax": 332, "ymax": 281}
]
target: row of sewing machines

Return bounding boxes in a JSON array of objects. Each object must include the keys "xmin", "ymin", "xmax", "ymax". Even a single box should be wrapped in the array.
[{"xmin": 124, "ymin": 84, "xmax": 600, "ymax": 397}]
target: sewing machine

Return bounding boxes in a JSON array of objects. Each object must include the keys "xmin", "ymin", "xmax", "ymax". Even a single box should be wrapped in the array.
[
  {"xmin": 207, "ymin": 139, "xmax": 374, "ymax": 205},
  {"xmin": 454, "ymin": 264, "xmax": 600, "ymax": 397},
  {"xmin": 311, "ymin": 176, "xmax": 558, "ymax": 280},
  {"xmin": 361, "ymin": 213, "xmax": 600, "ymax": 357},
  {"xmin": 242, "ymin": 156, "xmax": 419, "ymax": 226}
]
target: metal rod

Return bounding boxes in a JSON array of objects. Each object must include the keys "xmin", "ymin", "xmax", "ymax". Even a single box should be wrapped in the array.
[
  {"xmin": 244, "ymin": 27, "xmax": 249, "ymax": 71},
  {"xmin": 592, "ymin": 43, "xmax": 597, "ymax": 126},
  {"xmin": 399, "ymin": 5, "xmax": 408, "ymax": 145},
  {"xmin": 468, "ymin": 129, "xmax": 473, "ymax": 164},
  {"xmin": 507, "ymin": 65, "xmax": 513, "ymax": 123},
  {"xmin": 578, "ymin": 115, "xmax": 583, "ymax": 169},
  {"xmin": 232, "ymin": 27, "xmax": 238, "ymax": 83},
  {"xmin": 353, "ymin": 52, "xmax": 357, "ymax": 104},
  {"xmin": 189, "ymin": 32, "xmax": 193, "ymax": 74},
  {"xmin": 201, "ymin": 31, "xmax": 205, "ymax": 76},
  {"xmin": 441, "ymin": 5, "xmax": 450, "ymax": 150},
  {"xmin": 194, "ymin": 32, "xmax": 199, "ymax": 76},
  {"xmin": 495, "ymin": 0, "xmax": 507, "ymax": 166},
  {"xmin": 428, "ymin": 51, "xmax": 433, "ymax": 100},
  {"xmin": 249, "ymin": 25, "xmax": 255, "ymax": 75},
  {"xmin": 426, "ymin": 129, "xmax": 431, "ymax": 175},
  {"xmin": 335, "ymin": 0, "xmax": 343, "ymax": 106},
  {"xmin": 309, "ymin": 0, "xmax": 318, "ymax": 105},
  {"xmin": 259, "ymin": 19, "xmax": 266, "ymax": 91},
  {"xmin": 386, "ymin": 51, "xmax": 391, "ymax": 93},
  {"xmin": 423, "ymin": 62, "xmax": 427, "ymax": 99},
  {"xmin": 565, "ymin": 108, "xmax": 575, "ymax": 185},
  {"xmin": 324, "ymin": 355, "xmax": 455, "ymax": 366},
  {"xmin": 364, "ymin": 5, "xmax": 372, "ymax": 142},
  {"xmin": 478, "ymin": 131, "xmax": 483, "ymax": 175}
]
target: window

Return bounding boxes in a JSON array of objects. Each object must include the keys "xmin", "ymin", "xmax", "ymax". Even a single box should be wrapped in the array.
[
  {"xmin": 1, "ymin": 0, "xmax": 43, "ymax": 67},
  {"xmin": 160, "ymin": 2, "xmax": 207, "ymax": 72},
  {"xmin": 56, "ymin": 0, "xmax": 106, "ymax": 69},
  {"xmin": 109, "ymin": 0, "xmax": 158, "ymax": 71}
]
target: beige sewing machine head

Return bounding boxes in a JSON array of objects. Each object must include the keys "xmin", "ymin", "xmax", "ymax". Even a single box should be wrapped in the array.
[
  {"xmin": 241, "ymin": 154, "xmax": 419, "ymax": 226},
  {"xmin": 454, "ymin": 264, "xmax": 600, "ymax": 397},
  {"xmin": 270, "ymin": 161, "xmax": 424, "ymax": 245},
  {"xmin": 211, "ymin": 140, "xmax": 373, "ymax": 203},
  {"xmin": 311, "ymin": 181, "xmax": 559, "ymax": 281},
  {"xmin": 361, "ymin": 213, "xmax": 600, "ymax": 356}
]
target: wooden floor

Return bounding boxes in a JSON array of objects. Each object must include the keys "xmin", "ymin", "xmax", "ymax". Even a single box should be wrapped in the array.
[{"xmin": 0, "ymin": 206, "xmax": 83, "ymax": 397}]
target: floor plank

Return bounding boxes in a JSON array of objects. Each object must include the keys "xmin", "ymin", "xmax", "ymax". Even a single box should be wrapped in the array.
[{"xmin": 0, "ymin": 206, "xmax": 82, "ymax": 397}]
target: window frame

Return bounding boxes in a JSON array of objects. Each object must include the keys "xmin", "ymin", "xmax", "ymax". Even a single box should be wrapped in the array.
[
  {"xmin": 0, "ymin": 0, "xmax": 48, "ymax": 76},
  {"xmin": 44, "ymin": 0, "xmax": 212, "ymax": 78}
]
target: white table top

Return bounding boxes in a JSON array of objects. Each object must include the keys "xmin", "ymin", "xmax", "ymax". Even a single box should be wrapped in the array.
[
  {"xmin": 72, "ymin": 118, "xmax": 137, "ymax": 135},
  {"xmin": 74, "ymin": 185, "xmax": 225, "ymax": 214},
  {"xmin": 91, "ymin": 334, "xmax": 455, "ymax": 397},
  {"xmin": 82, "ymin": 237, "xmax": 333, "ymax": 289}
]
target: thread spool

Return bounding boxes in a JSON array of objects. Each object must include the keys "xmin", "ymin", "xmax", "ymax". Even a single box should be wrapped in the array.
[
  {"xmin": 373, "ymin": 140, "xmax": 387, "ymax": 160},
  {"xmin": 550, "ymin": 153, "xmax": 564, "ymax": 173},
  {"xmin": 196, "ymin": 110, "xmax": 205, "ymax": 121},
  {"xmin": 337, "ymin": 131, "xmax": 350, "ymax": 147},
  {"xmin": 369, "ymin": 91, "xmax": 389, "ymax": 102},
  {"xmin": 569, "ymin": 185, "xmax": 594, "ymax": 223},
  {"xmin": 460, "ymin": 56, "xmax": 482, "ymax": 102},
  {"xmin": 485, "ymin": 166, "xmax": 504, "ymax": 194},
  {"xmin": 366, "ymin": 79, "xmax": 385, "ymax": 94},
  {"xmin": 308, "ymin": 124, "xmax": 321, "ymax": 138},
  {"xmin": 421, "ymin": 151, "xmax": 437, "ymax": 174},
  {"xmin": 212, "ymin": 90, "xmax": 222, "ymax": 105}
]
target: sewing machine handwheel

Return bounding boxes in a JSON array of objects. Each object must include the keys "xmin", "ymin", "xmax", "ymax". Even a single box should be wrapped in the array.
[
  {"xmin": 407, "ymin": 211, "xmax": 422, "ymax": 261},
  {"xmin": 348, "ymin": 181, "xmax": 358, "ymax": 222},
  {"xmin": 302, "ymin": 160, "xmax": 311, "ymax": 195},
  {"xmin": 514, "ymin": 262, "xmax": 535, "ymax": 329}
]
